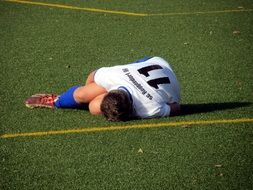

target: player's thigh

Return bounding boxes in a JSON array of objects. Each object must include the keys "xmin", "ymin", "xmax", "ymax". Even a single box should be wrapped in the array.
[
  {"xmin": 85, "ymin": 71, "xmax": 96, "ymax": 85},
  {"xmin": 74, "ymin": 83, "xmax": 106, "ymax": 103}
]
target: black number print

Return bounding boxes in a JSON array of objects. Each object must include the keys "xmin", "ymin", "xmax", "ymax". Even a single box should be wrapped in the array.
[{"xmin": 137, "ymin": 65, "xmax": 170, "ymax": 89}]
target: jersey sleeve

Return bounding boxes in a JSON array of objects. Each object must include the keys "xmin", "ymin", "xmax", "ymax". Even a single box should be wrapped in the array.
[
  {"xmin": 150, "ymin": 104, "xmax": 171, "ymax": 118},
  {"xmin": 135, "ymin": 103, "xmax": 171, "ymax": 118},
  {"xmin": 157, "ymin": 104, "xmax": 171, "ymax": 117}
]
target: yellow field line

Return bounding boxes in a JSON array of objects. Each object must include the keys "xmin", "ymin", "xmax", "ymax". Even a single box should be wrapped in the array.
[
  {"xmin": 4, "ymin": 0, "xmax": 253, "ymax": 17},
  {"xmin": 1, "ymin": 118, "xmax": 253, "ymax": 139},
  {"xmin": 149, "ymin": 9, "xmax": 253, "ymax": 16},
  {"xmin": 4, "ymin": 0, "xmax": 148, "ymax": 16}
]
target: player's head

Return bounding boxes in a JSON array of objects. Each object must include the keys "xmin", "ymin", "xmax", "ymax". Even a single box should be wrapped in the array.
[{"xmin": 100, "ymin": 90, "xmax": 132, "ymax": 121}]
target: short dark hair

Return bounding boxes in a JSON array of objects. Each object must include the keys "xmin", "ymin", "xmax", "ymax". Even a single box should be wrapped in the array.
[{"xmin": 100, "ymin": 90, "xmax": 132, "ymax": 121}]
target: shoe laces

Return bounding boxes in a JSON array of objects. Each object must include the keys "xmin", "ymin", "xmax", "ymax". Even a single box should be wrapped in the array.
[{"xmin": 41, "ymin": 94, "xmax": 57, "ymax": 105}]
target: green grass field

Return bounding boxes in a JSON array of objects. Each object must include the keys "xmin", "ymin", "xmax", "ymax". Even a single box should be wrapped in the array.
[{"xmin": 1, "ymin": 0, "xmax": 253, "ymax": 189}]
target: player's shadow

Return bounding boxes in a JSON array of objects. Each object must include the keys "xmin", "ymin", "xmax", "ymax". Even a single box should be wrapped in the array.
[{"xmin": 179, "ymin": 102, "xmax": 252, "ymax": 116}]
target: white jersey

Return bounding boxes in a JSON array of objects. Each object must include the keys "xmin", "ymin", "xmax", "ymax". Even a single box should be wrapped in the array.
[{"xmin": 94, "ymin": 57, "xmax": 181, "ymax": 118}]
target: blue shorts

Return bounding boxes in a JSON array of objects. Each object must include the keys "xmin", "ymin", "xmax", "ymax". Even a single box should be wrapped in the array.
[{"xmin": 132, "ymin": 56, "xmax": 153, "ymax": 64}]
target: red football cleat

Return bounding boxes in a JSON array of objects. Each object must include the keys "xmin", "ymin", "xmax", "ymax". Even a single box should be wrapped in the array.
[{"xmin": 25, "ymin": 94, "xmax": 58, "ymax": 108}]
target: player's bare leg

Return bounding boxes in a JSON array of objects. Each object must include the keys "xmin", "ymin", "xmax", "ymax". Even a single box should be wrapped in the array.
[
  {"xmin": 25, "ymin": 82, "xmax": 106, "ymax": 109},
  {"xmin": 89, "ymin": 93, "xmax": 107, "ymax": 115},
  {"xmin": 73, "ymin": 82, "xmax": 107, "ymax": 104},
  {"xmin": 25, "ymin": 71, "xmax": 106, "ymax": 110}
]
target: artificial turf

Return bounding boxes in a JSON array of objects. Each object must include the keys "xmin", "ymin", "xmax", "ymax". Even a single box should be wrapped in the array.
[{"xmin": 0, "ymin": 0, "xmax": 253, "ymax": 189}]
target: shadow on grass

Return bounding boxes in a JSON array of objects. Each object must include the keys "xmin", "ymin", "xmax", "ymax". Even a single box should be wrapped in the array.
[{"xmin": 180, "ymin": 102, "xmax": 252, "ymax": 116}]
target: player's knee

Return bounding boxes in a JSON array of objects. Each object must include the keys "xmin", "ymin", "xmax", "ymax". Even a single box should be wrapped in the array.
[{"xmin": 89, "ymin": 100, "xmax": 102, "ymax": 115}]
